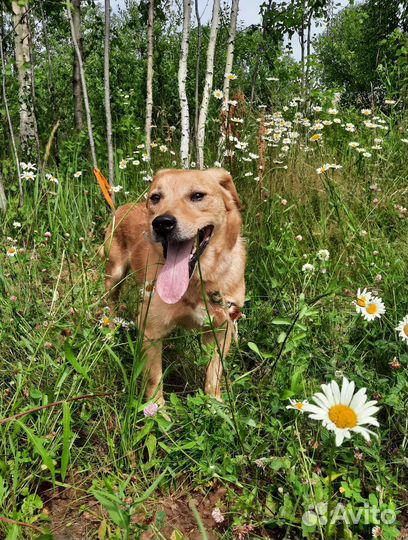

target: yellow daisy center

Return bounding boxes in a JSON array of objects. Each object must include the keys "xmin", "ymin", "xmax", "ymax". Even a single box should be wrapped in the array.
[
  {"xmin": 102, "ymin": 317, "xmax": 111, "ymax": 327},
  {"xmin": 328, "ymin": 404, "xmax": 358, "ymax": 428},
  {"xmin": 403, "ymin": 323, "xmax": 408, "ymax": 336},
  {"xmin": 295, "ymin": 402, "xmax": 304, "ymax": 410},
  {"xmin": 357, "ymin": 296, "xmax": 367, "ymax": 307},
  {"xmin": 366, "ymin": 303, "xmax": 378, "ymax": 315}
]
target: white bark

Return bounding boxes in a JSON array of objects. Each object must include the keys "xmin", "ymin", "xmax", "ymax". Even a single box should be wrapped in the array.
[
  {"xmin": 1, "ymin": 9, "xmax": 22, "ymax": 205},
  {"xmin": 222, "ymin": 0, "xmax": 239, "ymax": 104},
  {"xmin": 104, "ymin": 0, "xmax": 115, "ymax": 193},
  {"xmin": 196, "ymin": 0, "xmax": 221, "ymax": 169},
  {"xmin": 72, "ymin": 0, "xmax": 84, "ymax": 131},
  {"xmin": 12, "ymin": 1, "xmax": 39, "ymax": 162},
  {"xmin": 178, "ymin": 0, "xmax": 192, "ymax": 168},
  {"xmin": 67, "ymin": 6, "xmax": 98, "ymax": 169},
  {"xmin": 145, "ymin": 0, "xmax": 154, "ymax": 160}
]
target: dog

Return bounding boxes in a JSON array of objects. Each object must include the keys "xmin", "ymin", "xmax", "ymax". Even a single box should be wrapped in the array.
[{"xmin": 102, "ymin": 168, "xmax": 246, "ymax": 405}]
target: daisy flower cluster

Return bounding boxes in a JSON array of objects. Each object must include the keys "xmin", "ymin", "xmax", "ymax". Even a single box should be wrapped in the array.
[
  {"xmin": 20, "ymin": 161, "xmax": 37, "ymax": 181},
  {"xmin": 354, "ymin": 288, "xmax": 385, "ymax": 322},
  {"xmin": 288, "ymin": 377, "xmax": 380, "ymax": 447},
  {"xmin": 354, "ymin": 288, "xmax": 408, "ymax": 344}
]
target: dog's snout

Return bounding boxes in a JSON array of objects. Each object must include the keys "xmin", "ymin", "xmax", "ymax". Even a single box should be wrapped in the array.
[{"xmin": 152, "ymin": 214, "xmax": 177, "ymax": 236}]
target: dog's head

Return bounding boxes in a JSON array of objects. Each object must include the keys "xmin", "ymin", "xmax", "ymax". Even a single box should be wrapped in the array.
[{"xmin": 146, "ymin": 168, "xmax": 242, "ymax": 304}]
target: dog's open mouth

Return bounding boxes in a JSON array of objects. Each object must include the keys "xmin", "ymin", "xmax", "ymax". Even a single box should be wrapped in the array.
[{"xmin": 157, "ymin": 225, "xmax": 214, "ymax": 304}]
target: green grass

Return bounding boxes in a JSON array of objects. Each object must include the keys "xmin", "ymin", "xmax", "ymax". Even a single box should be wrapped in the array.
[{"xmin": 0, "ymin": 100, "xmax": 407, "ymax": 540}]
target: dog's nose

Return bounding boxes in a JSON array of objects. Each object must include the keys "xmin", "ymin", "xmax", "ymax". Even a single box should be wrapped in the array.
[{"xmin": 152, "ymin": 214, "xmax": 177, "ymax": 236}]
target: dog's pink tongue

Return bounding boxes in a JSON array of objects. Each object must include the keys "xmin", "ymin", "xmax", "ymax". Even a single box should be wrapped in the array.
[{"xmin": 156, "ymin": 239, "xmax": 194, "ymax": 304}]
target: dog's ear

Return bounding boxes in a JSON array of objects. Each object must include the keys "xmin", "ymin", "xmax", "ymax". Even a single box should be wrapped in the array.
[
  {"xmin": 208, "ymin": 168, "xmax": 241, "ymax": 211},
  {"xmin": 208, "ymin": 168, "xmax": 242, "ymax": 249}
]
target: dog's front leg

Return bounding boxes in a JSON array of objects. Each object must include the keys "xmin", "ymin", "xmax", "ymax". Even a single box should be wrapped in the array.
[
  {"xmin": 143, "ymin": 335, "xmax": 165, "ymax": 406},
  {"xmin": 203, "ymin": 320, "xmax": 232, "ymax": 401}
]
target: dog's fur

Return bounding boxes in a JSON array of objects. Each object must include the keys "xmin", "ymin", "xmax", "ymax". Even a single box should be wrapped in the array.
[{"xmin": 102, "ymin": 168, "xmax": 246, "ymax": 404}]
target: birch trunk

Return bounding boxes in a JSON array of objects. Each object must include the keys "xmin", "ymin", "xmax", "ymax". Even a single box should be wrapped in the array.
[
  {"xmin": 145, "ymin": 0, "xmax": 154, "ymax": 160},
  {"xmin": 218, "ymin": 0, "xmax": 239, "ymax": 159},
  {"xmin": 72, "ymin": 0, "xmax": 84, "ymax": 131},
  {"xmin": 222, "ymin": 0, "xmax": 239, "ymax": 104},
  {"xmin": 104, "ymin": 0, "xmax": 115, "ymax": 193},
  {"xmin": 1, "ymin": 9, "xmax": 22, "ymax": 205},
  {"xmin": 178, "ymin": 0, "xmax": 192, "ymax": 168},
  {"xmin": 193, "ymin": 0, "xmax": 202, "ymax": 140},
  {"xmin": 12, "ymin": 1, "xmax": 39, "ymax": 162},
  {"xmin": 67, "ymin": 6, "xmax": 98, "ymax": 169},
  {"xmin": 196, "ymin": 0, "xmax": 221, "ymax": 169}
]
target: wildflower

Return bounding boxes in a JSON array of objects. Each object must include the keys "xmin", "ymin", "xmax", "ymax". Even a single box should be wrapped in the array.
[
  {"xmin": 13, "ymin": 221, "xmax": 22, "ymax": 228},
  {"xmin": 333, "ymin": 118, "xmax": 341, "ymax": 123},
  {"xmin": 310, "ymin": 133, "xmax": 322, "ymax": 142},
  {"xmin": 354, "ymin": 288, "xmax": 372, "ymax": 314},
  {"xmin": 317, "ymin": 249, "xmax": 330, "ymax": 261},
  {"xmin": 372, "ymin": 526, "xmax": 383, "ymax": 538},
  {"xmin": 230, "ymin": 117, "xmax": 243, "ymax": 124},
  {"xmin": 248, "ymin": 152, "xmax": 259, "ymax": 159},
  {"xmin": 345, "ymin": 123, "xmax": 356, "ymax": 132},
  {"xmin": 286, "ymin": 399, "xmax": 308, "ymax": 412},
  {"xmin": 111, "ymin": 185, "xmax": 123, "ymax": 193},
  {"xmin": 304, "ymin": 377, "xmax": 380, "ymax": 446},
  {"xmin": 119, "ymin": 159, "xmax": 128, "ymax": 169},
  {"xmin": 21, "ymin": 171, "xmax": 35, "ymax": 181},
  {"xmin": 6, "ymin": 246, "xmax": 17, "ymax": 257},
  {"xmin": 99, "ymin": 315, "xmax": 111, "ymax": 328},
  {"xmin": 211, "ymin": 508, "xmax": 224, "ymax": 524},
  {"xmin": 159, "ymin": 145, "xmax": 168, "ymax": 153},
  {"xmin": 74, "ymin": 171, "xmax": 82, "ymax": 178},
  {"xmin": 280, "ymin": 198, "xmax": 288, "ymax": 206},
  {"xmin": 328, "ymin": 108, "xmax": 338, "ymax": 115},
  {"xmin": 212, "ymin": 89, "xmax": 223, "ymax": 99},
  {"xmin": 362, "ymin": 152, "xmax": 372, "ymax": 158},
  {"xmin": 361, "ymin": 109, "xmax": 372, "ymax": 116},
  {"xmin": 302, "ymin": 263, "xmax": 315, "ymax": 273},
  {"xmin": 384, "ymin": 99, "xmax": 395, "ymax": 105},
  {"xmin": 295, "ymin": 235, "xmax": 303, "ymax": 241},
  {"xmin": 395, "ymin": 315, "xmax": 408, "ymax": 344},
  {"xmin": 349, "ymin": 142, "xmax": 360, "ymax": 148},
  {"xmin": 322, "ymin": 120, "xmax": 333, "ymax": 126},
  {"xmin": 371, "ymin": 145, "xmax": 382, "ymax": 150},
  {"xmin": 312, "ymin": 106, "xmax": 322, "ymax": 112},
  {"xmin": 143, "ymin": 402, "xmax": 159, "ymax": 417},
  {"xmin": 311, "ymin": 122, "xmax": 323, "ymax": 130},
  {"xmin": 225, "ymin": 72, "xmax": 237, "ymax": 80},
  {"xmin": 360, "ymin": 297, "xmax": 386, "ymax": 321},
  {"xmin": 151, "ymin": 142, "xmax": 158, "ymax": 148},
  {"xmin": 389, "ymin": 357, "xmax": 402, "ymax": 370},
  {"xmin": 44, "ymin": 231, "xmax": 52, "ymax": 239},
  {"xmin": 374, "ymin": 274, "xmax": 382, "ymax": 283},
  {"xmin": 244, "ymin": 172, "xmax": 253, "ymax": 177},
  {"xmin": 316, "ymin": 163, "xmax": 331, "ymax": 174},
  {"xmin": 132, "ymin": 159, "xmax": 140, "ymax": 166}
]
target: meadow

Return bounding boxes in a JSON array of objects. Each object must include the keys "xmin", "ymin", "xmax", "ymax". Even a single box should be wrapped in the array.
[{"xmin": 1, "ymin": 88, "xmax": 407, "ymax": 540}]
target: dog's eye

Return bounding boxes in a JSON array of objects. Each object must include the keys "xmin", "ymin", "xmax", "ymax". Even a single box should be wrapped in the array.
[
  {"xmin": 191, "ymin": 192, "xmax": 206, "ymax": 202},
  {"xmin": 150, "ymin": 193, "xmax": 161, "ymax": 204}
]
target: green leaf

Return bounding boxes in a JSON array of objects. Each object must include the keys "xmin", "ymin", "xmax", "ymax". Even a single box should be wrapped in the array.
[
  {"xmin": 64, "ymin": 343, "xmax": 90, "ymax": 382},
  {"xmin": 16, "ymin": 421, "xmax": 55, "ymax": 485},
  {"xmin": 146, "ymin": 434, "xmax": 157, "ymax": 461},
  {"xmin": 248, "ymin": 342, "xmax": 261, "ymax": 356},
  {"xmin": 92, "ymin": 490, "xmax": 130, "ymax": 530},
  {"xmin": 61, "ymin": 402, "xmax": 72, "ymax": 482}
]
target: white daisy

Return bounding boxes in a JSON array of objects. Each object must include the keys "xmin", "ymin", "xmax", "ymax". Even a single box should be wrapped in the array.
[
  {"xmin": 354, "ymin": 288, "xmax": 372, "ymax": 314},
  {"xmin": 74, "ymin": 171, "xmax": 82, "ymax": 178},
  {"xmin": 286, "ymin": 399, "xmax": 308, "ymax": 412},
  {"xmin": 212, "ymin": 89, "xmax": 223, "ymax": 100},
  {"xmin": 360, "ymin": 296, "xmax": 386, "ymax": 321},
  {"xmin": 302, "ymin": 263, "xmax": 315, "ymax": 273},
  {"xmin": 395, "ymin": 315, "xmax": 408, "ymax": 344},
  {"xmin": 304, "ymin": 377, "xmax": 380, "ymax": 446}
]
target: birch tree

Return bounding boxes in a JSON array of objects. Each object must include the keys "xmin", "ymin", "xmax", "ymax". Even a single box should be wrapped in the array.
[
  {"xmin": 222, "ymin": 0, "xmax": 239, "ymax": 105},
  {"xmin": 104, "ymin": 0, "xmax": 115, "ymax": 192},
  {"xmin": 12, "ymin": 1, "xmax": 39, "ymax": 162},
  {"xmin": 72, "ymin": 0, "xmax": 84, "ymax": 131},
  {"xmin": 67, "ymin": 5, "xmax": 98, "ymax": 169},
  {"xmin": 196, "ymin": 0, "xmax": 221, "ymax": 169},
  {"xmin": 145, "ymin": 0, "xmax": 154, "ymax": 160},
  {"xmin": 178, "ymin": 0, "xmax": 192, "ymax": 168},
  {"xmin": 193, "ymin": 0, "xmax": 202, "ymax": 139},
  {"xmin": 218, "ymin": 0, "xmax": 239, "ymax": 159}
]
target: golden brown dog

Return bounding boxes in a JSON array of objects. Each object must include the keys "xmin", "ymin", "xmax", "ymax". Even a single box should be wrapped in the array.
[{"xmin": 102, "ymin": 168, "xmax": 246, "ymax": 405}]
